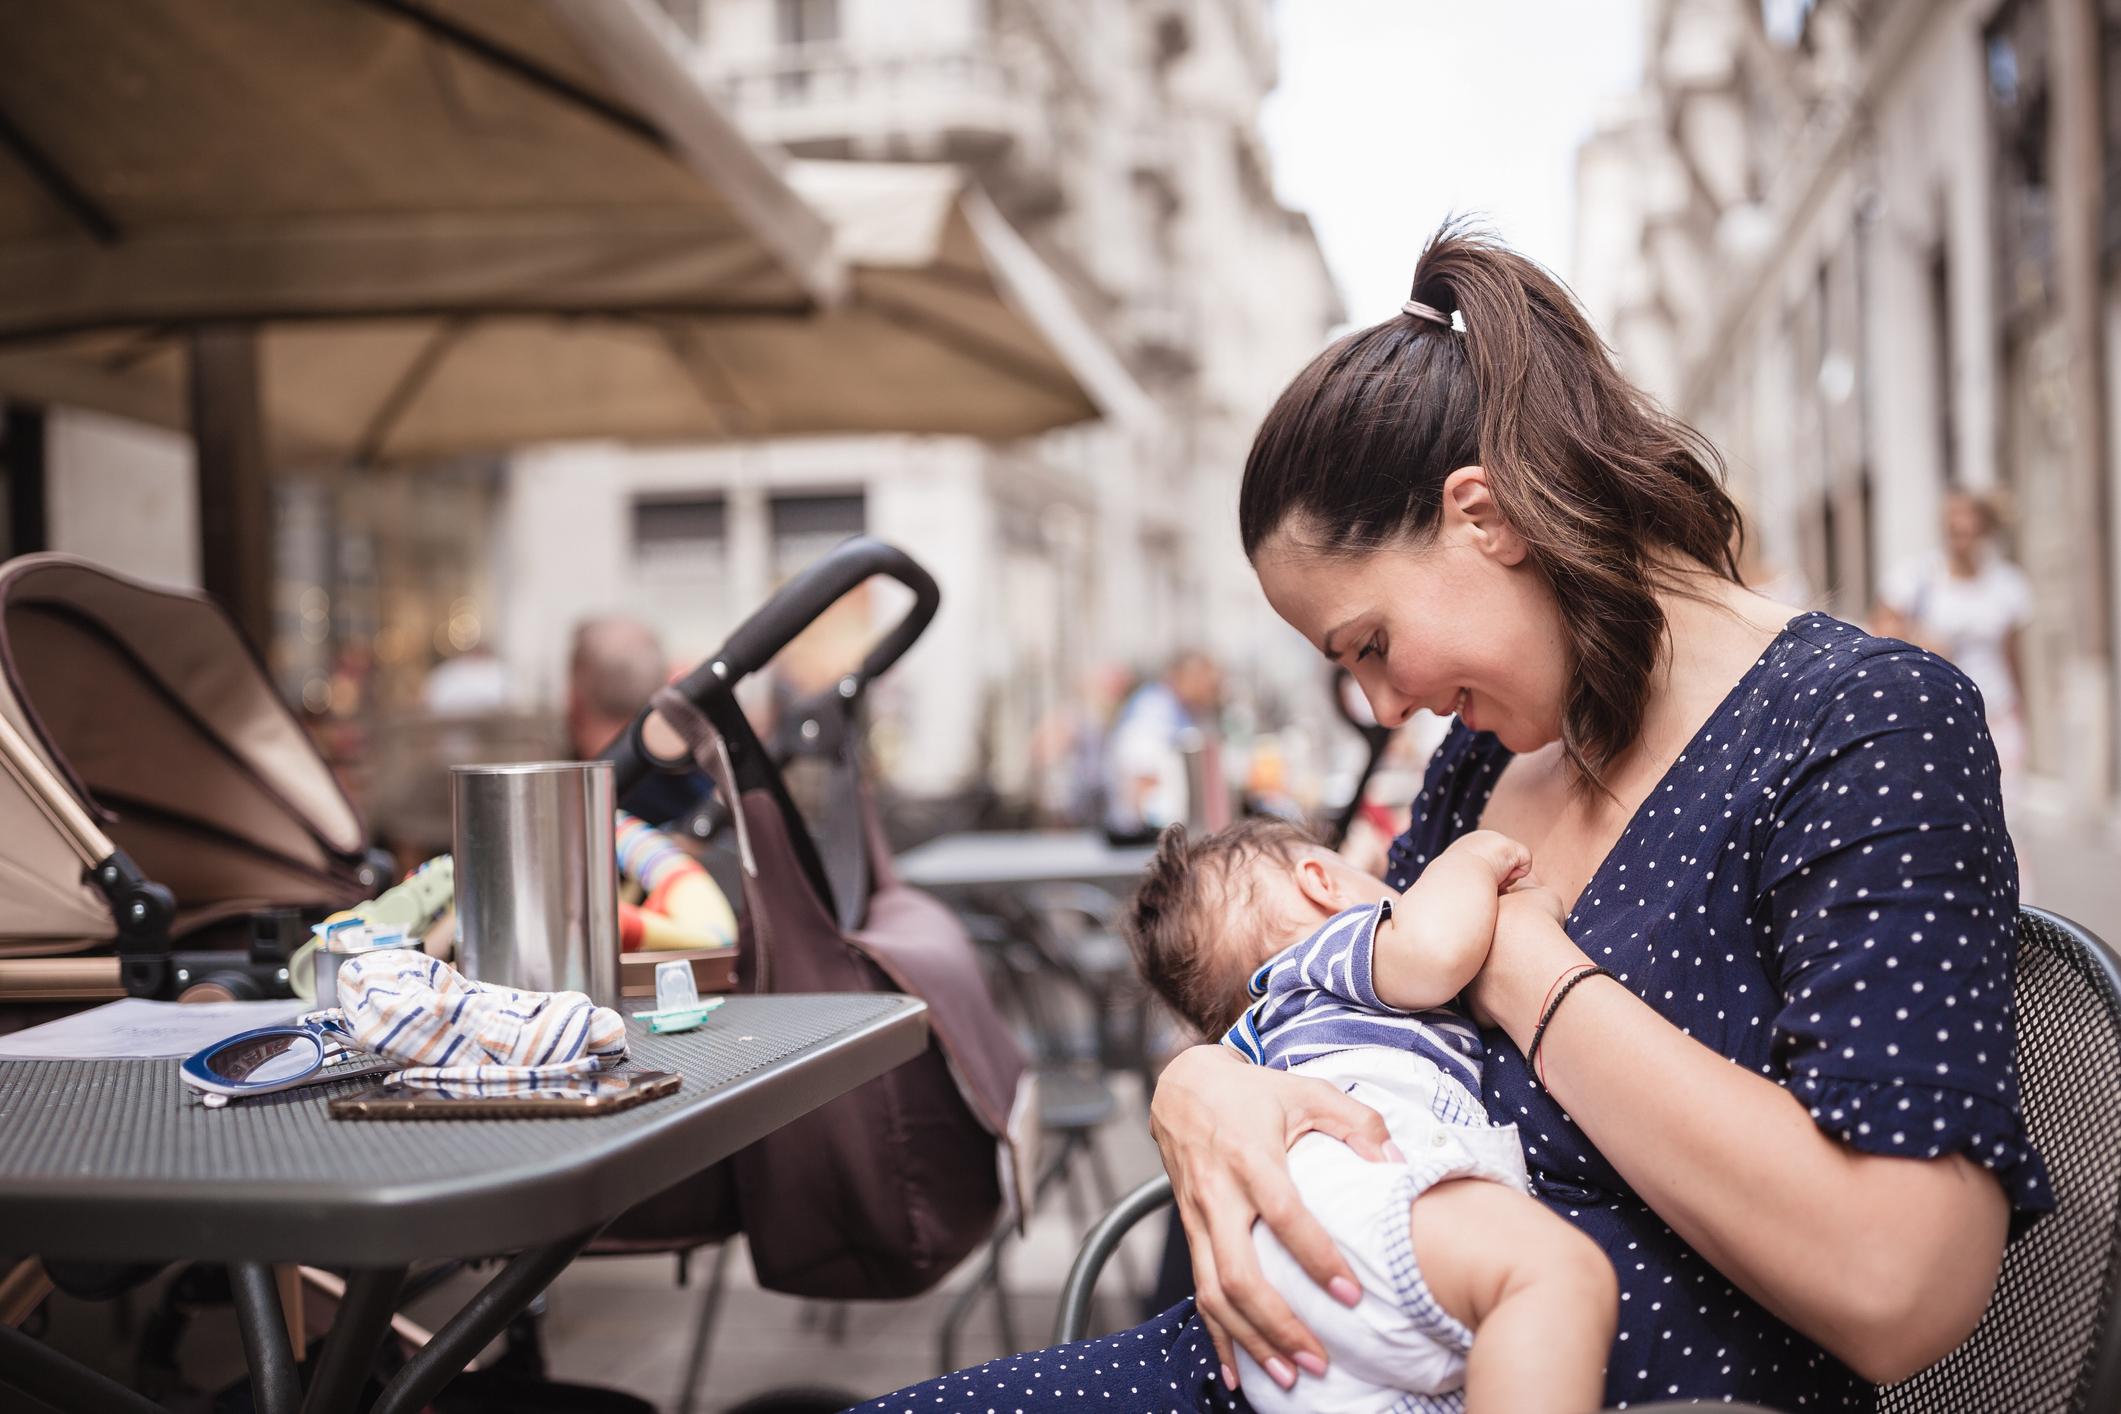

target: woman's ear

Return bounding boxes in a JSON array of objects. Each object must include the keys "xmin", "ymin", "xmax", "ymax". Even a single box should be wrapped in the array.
[{"xmin": 1441, "ymin": 465, "xmax": 1528, "ymax": 566}]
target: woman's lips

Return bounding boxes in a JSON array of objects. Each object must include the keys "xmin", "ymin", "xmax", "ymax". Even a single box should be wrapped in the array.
[{"xmin": 1456, "ymin": 687, "xmax": 1475, "ymax": 729}]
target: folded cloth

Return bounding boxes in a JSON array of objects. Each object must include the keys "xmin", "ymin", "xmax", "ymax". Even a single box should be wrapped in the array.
[{"xmin": 335, "ymin": 950, "xmax": 627, "ymax": 1086}]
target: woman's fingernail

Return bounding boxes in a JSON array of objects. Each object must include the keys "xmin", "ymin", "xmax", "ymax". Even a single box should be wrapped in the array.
[
  {"xmin": 1382, "ymin": 1141, "xmax": 1407, "ymax": 1163},
  {"xmin": 1266, "ymin": 1357, "xmax": 1296, "ymax": 1390},
  {"xmin": 1293, "ymin": 1351, "xmax": 1327, "ymax": 1377},
  {"xmin": 1220, "ymin": 1364, "xmax": 1238, "ymax": 1391},
  {"xmin": 1329, "ymin": 1275, "xmax": 1362, "ymax": 1307}
]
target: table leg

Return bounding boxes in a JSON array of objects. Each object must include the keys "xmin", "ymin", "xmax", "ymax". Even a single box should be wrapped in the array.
[
  {"xmin": 0, "ymin": 1256, "xmax": 52, "ymax": 1327},
  {"xmin": 298, "ymin": 1266, "xmax": 406, "ymax": 1414},
  {"xmin": 0, "ymin": 1318, "xmax": 169, "ymax": 1414},
  {"xmin": 232, "ymin": 1261, "xmax": 301, "ymax": 1414},
  {"xmin": 367, "ymin": 1225, "xmax": 602, "ymax": 1414}
]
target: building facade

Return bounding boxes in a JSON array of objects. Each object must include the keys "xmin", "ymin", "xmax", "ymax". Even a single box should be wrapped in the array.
[
  {"xmin": 500, "ymin": 0, "xmax": 1342, "ymax": 803},
  {"xmin": 1578, "ymin": 0, "xmax": 2121, "ymax": 830}
]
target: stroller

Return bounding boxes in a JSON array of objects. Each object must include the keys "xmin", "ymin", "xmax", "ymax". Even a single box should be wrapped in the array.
[
  {"xmin": 602, "ymin": 536, "xmax": 1029, "ymax": 1306},
  {"xmin": 0, "ymin": 554, "xmax": 382, "ymax": 1006}
]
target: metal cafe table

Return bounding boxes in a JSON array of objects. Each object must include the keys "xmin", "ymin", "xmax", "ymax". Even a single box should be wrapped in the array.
[
  {"xmin": 893, "ymin": 829, "xmax": 1156, "ymax": 899},
  {"xmin": 0, "ymin": 992, "xmax": 926, "ymax": 1414}
]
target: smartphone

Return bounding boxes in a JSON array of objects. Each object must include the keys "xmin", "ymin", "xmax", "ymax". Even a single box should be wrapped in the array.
[{"xmin": 329, "ymin": 1070, "xmax": 680, "ymax": 1119}]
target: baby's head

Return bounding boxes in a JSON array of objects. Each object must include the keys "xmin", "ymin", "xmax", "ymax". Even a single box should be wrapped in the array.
[{"xmin": 1125, "ymin": 818, "xmax": 1400, "ymax": 1038}]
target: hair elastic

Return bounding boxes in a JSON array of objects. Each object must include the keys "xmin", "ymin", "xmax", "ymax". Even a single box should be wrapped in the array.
[{"xmin": 1400, "ymin": 298, "xmax": 1466, "ymax": 333}]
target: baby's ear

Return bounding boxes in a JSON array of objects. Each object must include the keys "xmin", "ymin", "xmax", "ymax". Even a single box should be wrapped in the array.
[{"xmin": 1292, "ymin": 852, "xmax": 1340, "ymax": 912}]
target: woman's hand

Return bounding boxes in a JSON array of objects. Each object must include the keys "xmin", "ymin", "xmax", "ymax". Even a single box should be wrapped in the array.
[
  {"xmin": 1461, "ymin": 880, "xmax": 1584, "ymax": 1043},
  {"xmin": 1148, "ymin": 1044, "xmax": 1394, "ymax": 1388}
]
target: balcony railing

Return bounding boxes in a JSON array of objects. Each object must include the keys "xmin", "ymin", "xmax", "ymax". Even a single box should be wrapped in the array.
[{"xmin": 703, "ymin": 45, "xmax": 1050, "ymax": 166}]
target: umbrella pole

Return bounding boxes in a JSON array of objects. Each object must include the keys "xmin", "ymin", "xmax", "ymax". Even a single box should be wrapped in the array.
[
  {"xmin": 0, "ymin": 404, "xmax": 46, "ymax": 554},
  {"xmin": 188, "ymin": 326, "xmax": 273, "ymax": 651}
]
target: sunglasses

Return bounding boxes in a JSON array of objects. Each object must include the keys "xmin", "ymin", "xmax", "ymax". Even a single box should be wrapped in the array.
[{"xmin": 180, "ymin": 1011, "xmax": 398, "ymax": 1108}]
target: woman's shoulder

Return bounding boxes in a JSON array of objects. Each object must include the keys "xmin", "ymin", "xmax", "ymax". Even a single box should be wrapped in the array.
[{"xmin": 1757, "ymin": 610, "xmax": 1991, "ymax": 736}]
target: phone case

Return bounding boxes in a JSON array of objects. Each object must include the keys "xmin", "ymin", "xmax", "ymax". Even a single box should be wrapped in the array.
[{"xmin": 328, "ymin": 1071, "xmax": 680, "ymax": 1119}]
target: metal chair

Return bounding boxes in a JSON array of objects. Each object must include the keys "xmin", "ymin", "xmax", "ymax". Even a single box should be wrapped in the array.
[{"xmin": 1055, "ymin": 907, "xmax": 2121, "ymax": 1414}]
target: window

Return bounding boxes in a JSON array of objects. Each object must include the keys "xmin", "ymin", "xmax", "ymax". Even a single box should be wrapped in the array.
[
  {"xmin": 770, "ymin": 492, "xmax": 865, "ymax": 582},
  {"xmin": 632, "ymin": 495, "xmax": 727, "ymax": 565},
  {"xmin": 630, "ymin": 495, "xmax": 730, "ymax": 666},
  {"xmin": 775, "ymin": 0, "xmax": 838, "ymax": 46},
  {"xmin": 1987, "ymin": 0, "xmax": 2055, "ymax": 332}
]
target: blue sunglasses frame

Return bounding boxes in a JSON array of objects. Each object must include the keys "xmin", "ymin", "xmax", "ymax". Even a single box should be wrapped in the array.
[{"xmin": 180, "ymin": 1011, "xmax": 398, "ymax": 1108}]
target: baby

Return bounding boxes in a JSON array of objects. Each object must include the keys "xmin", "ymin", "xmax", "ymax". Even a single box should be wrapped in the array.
[{"xmin": 1127, "ymin": 819, "xmax": 1616, "ymax": 1414}]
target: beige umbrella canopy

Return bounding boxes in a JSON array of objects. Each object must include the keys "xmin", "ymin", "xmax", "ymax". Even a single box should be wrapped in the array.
[
  {"xmin": 0, "ymin": 160, "xmax": 1147, "ymax": 464},
  {"xmin": 0, "ymin": 0, "xmax": 841, "ymax": 333},
  {"xmin": 0, "ymin": 0, "xmax": 848, "ymax": 642}
]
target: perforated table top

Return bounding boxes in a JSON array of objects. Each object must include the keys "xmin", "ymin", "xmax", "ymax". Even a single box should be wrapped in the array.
[{"xmin": 0, "ymin": 992, "xmax": 925, "ymax": 1265}]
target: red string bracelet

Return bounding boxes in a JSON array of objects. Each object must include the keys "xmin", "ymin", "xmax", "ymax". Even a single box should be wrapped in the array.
[{"xmin": 1528, "ymin": 964, "xmax": 1613, "ymax": 1089}]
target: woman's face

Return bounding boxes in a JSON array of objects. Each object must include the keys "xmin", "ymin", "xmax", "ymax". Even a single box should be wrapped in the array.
[{"xmin": 1252, "ymin": 466, "xmax": 1570, "ymax": 754}]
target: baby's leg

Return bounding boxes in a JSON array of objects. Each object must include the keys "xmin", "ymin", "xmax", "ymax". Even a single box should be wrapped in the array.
[{"xmin": 1412, "ymin": 1178, "xmax": 1617, "ymax": 1414}]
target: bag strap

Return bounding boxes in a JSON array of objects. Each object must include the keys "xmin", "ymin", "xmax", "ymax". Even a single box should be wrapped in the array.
[{"xmin": 649, "ymin": 686, "xmax": 775, "ymax": 989}]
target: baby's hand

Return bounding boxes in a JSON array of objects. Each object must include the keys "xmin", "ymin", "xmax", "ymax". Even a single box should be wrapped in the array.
[{"xmin": 1444, "ymin": 829, "xmax": 1534, "ymax": 892}]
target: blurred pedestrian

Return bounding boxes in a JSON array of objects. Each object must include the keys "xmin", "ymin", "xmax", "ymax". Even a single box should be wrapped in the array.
[
  {"xmin": 1874, "ymin": 489, "xmax": 2030, "ymax": 792},
  {"xmin": 567, "ymin": 615, "xmax": 708, "ymax": 826},
  {"xmin": 1103, "ymin": 649, "xmax": 1227, "ymax": 842}
]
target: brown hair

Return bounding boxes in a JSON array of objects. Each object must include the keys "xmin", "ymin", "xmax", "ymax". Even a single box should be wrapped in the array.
[
  {"xmin": 1239, "ymin": 220, "xmax": 1745, "ymax": 793},
  {"xmin": 1124, "ymin": 818, "xmax": 1314, "ymax": 1037}
]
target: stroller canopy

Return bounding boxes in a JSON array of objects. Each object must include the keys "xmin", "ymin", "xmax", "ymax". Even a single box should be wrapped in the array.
[{"xmin": 0, "ymin": 555, "xmax": 367, "ymax": 954}]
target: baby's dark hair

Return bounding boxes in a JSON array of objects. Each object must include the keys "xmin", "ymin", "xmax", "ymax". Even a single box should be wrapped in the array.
[{"xmin": 1125, "ymin": 817, "xmax": 1316, "ymax": 1038}]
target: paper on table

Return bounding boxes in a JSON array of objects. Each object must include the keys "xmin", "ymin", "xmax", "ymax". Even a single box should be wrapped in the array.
[{"xmin": 0, "ymin": 998, "xmax": 304, "ymax": 1060}]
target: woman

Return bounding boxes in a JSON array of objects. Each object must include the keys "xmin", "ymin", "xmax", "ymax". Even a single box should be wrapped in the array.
[
  {"xmin": 1874, "ymin": 490, "xmax": 2032, "ymax": 803},
  {"xmin": 857, "ymin": 226, "xmax": 2046, "ymax": 1412}
]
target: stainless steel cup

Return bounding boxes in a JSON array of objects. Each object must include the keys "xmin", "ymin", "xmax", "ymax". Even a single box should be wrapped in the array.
[{"xmin": 451, "ymin": 761, "xmax": 618, "ymax": 1008}]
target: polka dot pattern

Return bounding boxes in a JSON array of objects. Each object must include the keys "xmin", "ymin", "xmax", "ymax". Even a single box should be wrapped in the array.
[
  {"xmin": 847, "ymin": 1298, "xmax": 1238, "ymax": 1414},
  {"xmin": 849, "ymin": 614, "xmax": 2052, "ymax": 1414},
  {"xmin": 1386, "ymin": 612, "xmax": 2052, "ymax": 1411}
]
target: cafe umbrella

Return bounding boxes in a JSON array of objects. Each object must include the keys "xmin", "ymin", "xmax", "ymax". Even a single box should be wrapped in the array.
[
  {"xmin": 0, "ymin": 0, "xmax": 842, "ymax": 646},
  {"xmin": 0, "ymin": 0, "xmax": 1145, "ymax": 642}
]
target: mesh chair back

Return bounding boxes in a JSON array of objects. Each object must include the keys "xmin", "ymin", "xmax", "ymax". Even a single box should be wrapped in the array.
[{"xmin": 1879, "ymin": 906, "xmax": 2121, "ymax": 1413}]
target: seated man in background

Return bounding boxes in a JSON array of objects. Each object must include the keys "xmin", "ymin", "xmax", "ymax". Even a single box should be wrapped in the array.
[{"xmin": 567, "ymin": 615, "xmax": 708, "ymax": 828}]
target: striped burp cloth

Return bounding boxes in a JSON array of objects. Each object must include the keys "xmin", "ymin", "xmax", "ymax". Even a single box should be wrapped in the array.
[{"xmin": 335, "ymin": 950, "xmax": 627, "ymax": 1086}]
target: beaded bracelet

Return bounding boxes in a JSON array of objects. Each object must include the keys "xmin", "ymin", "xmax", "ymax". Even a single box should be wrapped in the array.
[{"xmin": 1526, "ymin": 964, "xmax": 1613, "ymax": 1086}]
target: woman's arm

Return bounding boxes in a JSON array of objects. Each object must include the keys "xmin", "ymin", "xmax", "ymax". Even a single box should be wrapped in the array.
[
  {"xmin": 1471, "ymin": 894, "xmax": 2009, "ymax": 1383},
  {"xmin": 1148, "ymin": 1046, "xmax": 1392, "ymax": 1388}
]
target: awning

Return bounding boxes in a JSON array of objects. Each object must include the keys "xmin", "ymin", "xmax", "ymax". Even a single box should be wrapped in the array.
[
  {"xmin": 0, "ymin": 0, "xmax": 843, "ymax": 334},
  {"xmin": 0, "ymin": 161, "xmax": 1149, "ymax": 462}
]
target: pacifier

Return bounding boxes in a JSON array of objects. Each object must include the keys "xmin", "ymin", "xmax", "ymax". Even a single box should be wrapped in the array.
[{"xmin": 633, "ymin": 958, "xmax": 724, "ymax": 1034}]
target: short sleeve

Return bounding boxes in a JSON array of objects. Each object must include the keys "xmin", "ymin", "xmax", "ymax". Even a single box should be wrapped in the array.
[
  {"xmin": 1223, "ymin": 903, "xmax": 1395, "ymax": 1064},
  {"xmin": 1754, "ymin": 649, "xmax": 2051, "ymax": 1217},
  {"xmin": 1995, "ymin": 563, "xmax": 2034, "ymax": 630}
]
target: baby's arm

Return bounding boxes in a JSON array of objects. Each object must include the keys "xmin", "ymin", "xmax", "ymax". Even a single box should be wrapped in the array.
[
  {"xmin": 1412, "ymin": 1178, "xmax": 1616, "ymax": 1414},
  {"xmin": 1372, "ymin": 829, "xmax": 1530, "ymax": 1011}
]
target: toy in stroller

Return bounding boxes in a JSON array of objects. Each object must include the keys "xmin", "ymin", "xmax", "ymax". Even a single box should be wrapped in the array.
[{"xmin": 0, "ymin": 554, "xmax": 385, "ymax": 1006}]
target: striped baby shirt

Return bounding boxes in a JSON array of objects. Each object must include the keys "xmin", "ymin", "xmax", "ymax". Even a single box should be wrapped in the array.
[{"xmin": 1221, "ymin": 900, "xmax": 1484, "ymax": 1095}]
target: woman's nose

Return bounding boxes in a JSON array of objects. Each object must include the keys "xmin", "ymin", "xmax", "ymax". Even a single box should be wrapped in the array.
[{"xmin": 1355, "ymin": 670, "xmax": 1415, "ymax": 729}]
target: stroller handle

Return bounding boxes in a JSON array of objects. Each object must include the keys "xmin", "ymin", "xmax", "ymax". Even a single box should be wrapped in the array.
[
  {"xmin": 606, "ymin": 536, "xmax": 941, "ymax": 794},
  {"xmin": 684, "ymin": 535, "xmax": 939, "ymax": 703}
]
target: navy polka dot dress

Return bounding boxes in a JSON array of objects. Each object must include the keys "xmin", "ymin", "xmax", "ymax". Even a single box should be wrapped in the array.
[
  {"xmin": 1384, "ymin": 613, "xmax": 2050, "ymax": 1409},
  {"xmin": 852, "ymin": 614, "xmax": 2050, "ymax": 1413}
]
